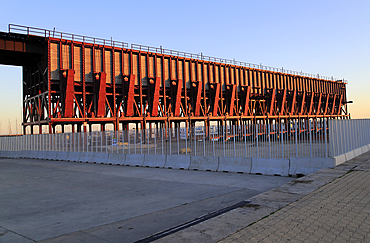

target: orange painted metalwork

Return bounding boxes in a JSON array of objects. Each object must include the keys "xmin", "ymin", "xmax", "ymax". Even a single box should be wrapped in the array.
[{"xmin": 0, "ymin": 24, "xmax": 350, "ymax": 134}]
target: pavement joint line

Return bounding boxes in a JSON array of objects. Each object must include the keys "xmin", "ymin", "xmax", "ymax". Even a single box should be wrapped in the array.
[
  {"xmin": 0, "ymin": 225, "xmax": 36, "ymax": 242},
  {"xmin": 134, "ymin": 200, "xmax": 251, "ymax": 243}
]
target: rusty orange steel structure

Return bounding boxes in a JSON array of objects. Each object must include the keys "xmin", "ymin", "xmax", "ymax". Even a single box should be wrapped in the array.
[{"xmin": 0, "ymin": 25, "xmax": 349, "ymax": 134}]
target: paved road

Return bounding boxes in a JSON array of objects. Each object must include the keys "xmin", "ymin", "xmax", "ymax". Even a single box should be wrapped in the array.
[{"xmin": 0, "ymin": 158, "xmax": 293, "ymax": 242}]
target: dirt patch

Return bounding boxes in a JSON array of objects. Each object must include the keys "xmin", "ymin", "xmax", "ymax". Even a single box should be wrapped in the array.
[
  {"xmin": 240, "ymin": 203, "xmax": 261, "ymax": 210},
  {"xmin": 290, "ymin": 179, "xmax": 314, "ymax": 185}
]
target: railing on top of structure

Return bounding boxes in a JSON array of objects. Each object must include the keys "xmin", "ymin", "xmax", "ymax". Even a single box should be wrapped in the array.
[
  {"xmin": 7, "ymin": 24, "xmax": 347, "ymax": 83},
  {"xmin": 8, "ymin": 24, "xmax": 129, "ymax": 49}
]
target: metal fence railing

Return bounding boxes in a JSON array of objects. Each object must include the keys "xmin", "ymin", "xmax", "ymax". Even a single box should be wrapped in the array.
[
  {"xmin": 0, "ymin": 120, "xmax": 330, "ymax": 159},
  {"xmin": 329, "ymin": 119, "xmax": 370, "ymax": 157}
]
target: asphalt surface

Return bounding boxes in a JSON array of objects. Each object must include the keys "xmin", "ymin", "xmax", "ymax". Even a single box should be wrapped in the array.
[{"xmin": 0, "ymin": 158, "xmax": 294, "ymax": 242}]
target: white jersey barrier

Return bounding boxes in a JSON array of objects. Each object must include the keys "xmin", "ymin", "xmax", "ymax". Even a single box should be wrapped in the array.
[
  {"xmin": 218, "ymin": 157, "xmax": 252, "ymax": 173},
  {"xmin": 164, "ymin": 155, "xmax": 191, "ymax": 170},
  {"xmin": 251, "ymin": 158, "xmax": 290, "ymax": 176},
  {"xmin": 65, "ymin": 152, "xmax": 81, "ymax": 162},
  {"xmin": 79, "ymin": 152, "xmax": 95, "ymax": 163},
  {"xmin": 0, "ymin": 150, "xmax": 350, "ymax": 177},
  {"xmin": 143, "ymin": 154, "xmax": 166, "ymax": 168},
  {"xmin": 107, "ymin": 153, "xmax": 126, "ymax": 165},
  {"xmin": 289, "ymin": 157, "xmax": 335, "ymax": 176},
  {"xmin": 124, "ymin": 154, "xmax": 145, "ymax": 167},
  {"xmin": 189, "ymin": 156, "xmax": 219, "ymax": 172}
]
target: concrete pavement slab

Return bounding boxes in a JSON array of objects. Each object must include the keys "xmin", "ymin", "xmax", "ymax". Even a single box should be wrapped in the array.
[{"xmin": 0, "ymin": 158, "xmax": 293, "ymax": 242}]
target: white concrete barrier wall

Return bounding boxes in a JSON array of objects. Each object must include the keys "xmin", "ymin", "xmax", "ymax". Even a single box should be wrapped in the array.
[
  {"xmin": 65, "ymin": 152, "xmax": 81, "ymax": 162},
  {"xmin": 289, "ymin": 157, "xmax": 335, "ymax": 176},
  {"xmin": 124, "ymin": 154, "xmax": 145, "ymax": 166},
  {"xmin": 218, "ymin": 157, "xmax": 252, "ymax": 173},
  {"xmin": 14, "ymin": 151, "xmax": 22, "ymax": 158},
  {"xmin": 6, "ymin": 151, "xmax": 19, "ymax": 158},
  {"xmin": 29, "ymin": 150, "xmax": 39, "ymax": 159},
  {"xmin": 0, "ymin": 151, "xmax": 9, "ymax": 158},
  {"xmin": 354, "ymin": 148, "xmax": 363, "ymax": 157},
  {"xmin": 164, "ymin": 155, "xmax": 190, "ymax": 170},
  {"xmin": 107, "ymin": 153, "xmax": 126, "ymax": 165},
  {"xmin": 4, "ymin": 151, "xmax": 12, "ymax": 158},
  {"xmin": 94, "ymin": 153, "xmax": 109, "ymax": 164},
  {"xmin": 143, "ymin": 154, "xmax": 166, "ymax": 168},
  {"xmin": 334, "ymin": 154, "xmax": 347, "ymax": 166},
  {"xmin": 189, "ymin": 156, "xmax": 219, "ymax": 172},
  {"xmin": 21, "ymin": 150, "xmax": 31, "ymax": 158},
  {"xmin": 79, "ymin": 152, "xmax": 95, "ymax": 163},
  {"xmin": 344, "ymin": 151, "xmax": 355, "ymax": 161},
  {"xmin": 4, "ymin": 151, "xmax": 11, "ymax": 158},
  {"xmin": 45, "ymin": 151, "xmax": 57, "ymax": 160},
  {"xmin": 361, "ymin": 145, "xmax": 369, "ymax": 154},
  {"xmin": 7, "ymin": 151, "xmax": 18, "ymax": 158},
  {"xmin": 251, "ymin": 158, "xmax": 290, "ymax": 176},
  {"xmin": 36, "ymin": 151, "xmax": 48, "ymax": 160},
  {"xmin": 3, "ymin": 143, "xmax": 370, "ymax": 177},
  {"xmin": 54, "ymin": 151, "xmax": 68, "ymax": 161},
  {"xmin": 331, "ymin": 143, "xmax": 370, "ymax": 166}
]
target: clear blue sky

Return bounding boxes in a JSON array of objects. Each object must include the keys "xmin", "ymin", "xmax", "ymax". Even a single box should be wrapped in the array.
[{"xmin": 1, "ymin": 0, "xmax": 369, "ymax": 134}]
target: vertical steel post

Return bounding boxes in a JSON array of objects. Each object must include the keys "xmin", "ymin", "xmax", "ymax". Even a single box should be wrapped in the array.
[
  {"xmin": 161, "ymin": 127, "xmax": 164, "ymax": 155},
  {"xmin": 244, "ymin": 124, "xmax": 247, "ymax": 157},
  {"xmin": 134, "ymin": 130, "xmax": 136, "ymax": 154},
  {"xmin": 223, "ymin": 125, "xmax": 225, "ymax": 157},
  {"xmin": 140, "ymin": 129, "xmax": 143, "ymax": 154},
  {"xmin": 100, "ymin": 131, "xmax": 103, "ymax": 153},
  {"xmin": 212, "ymin": 126, "xmax": 215, "ymax": 157},
  {"xmin": 121, "ymin": 131, "xmax": 127, "ymax": 154},
  {"xmin": 268, "ymin": 123, "xmax": 271, "ymax": 158},
  {"xmin": 256, "ymin": 124, "xmax": 259, "ymax": 158},
  {"xmin": 324, "ymin": 119, "xmax": 328, "ymax": 157},
  {"xmin": 94, "ymin": 132, "xmax": 97, "ymax": 153},
  {"xmin": 295, "ymin": 120, "xmax": 298, "ymax": 157},
  {"xmin": 185, "ymin": 126, "xmax": 188, "ymax": 155},
  {"xmin": 233, "ymin": 125, "xmax": 236, "ymax": 157},
  {"xmin": 177, "ymin": 127, "xmax": 180, "ymax": 155},
  {"xmin": 154, "ymin": 128, "xmax": 157, "ymax": 155},
  {"xmin": 309, "ymin": 120, "xmax": 312, "ymax": 157},
  {"xmin": 77, "ymin": 132, "xmax": 79, "ymax": 153},
  {"xmin": 192, "ymin": 126, "xmax": 195, "ymax": 156},
  {"xmin": 336, "ymin": 120, "xmax": 345, "ymax": 155},
  {"xmin": 116, "ymin": 130, "xmax": 118, "ymax": 154},
  {"xmin": 280, "ymin": 123, "xmax": 283, "ymax": 158},
  {"xmin": 128, "ymin": 130, "xmax": 131, "ymax": 154},
  {"xmin": 203, "ymin": 126, "xmax": 206, "ymax": 156}
]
